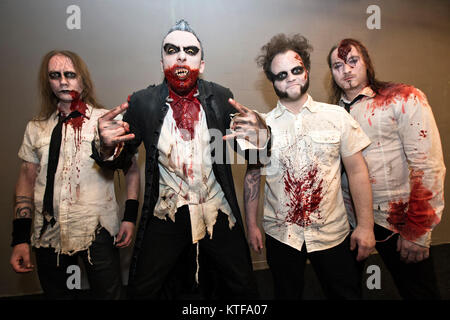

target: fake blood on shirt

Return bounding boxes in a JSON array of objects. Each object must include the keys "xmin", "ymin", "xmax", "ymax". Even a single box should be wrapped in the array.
[
  {"xmin": 168, "ymin": 88, "xmax": 201, "ymax": 181},
  {"xmin": 364, "ymin": 83, "xmax": 427, "ymax": 127},
  {"xmin": 283, "ymin": 165, "xmax": 324, "ymax": 227},
  {"xmin": 169, "ymin": 88, "xmax": 201, "ymax": 141},
  {"xmin": 387, "ymin": 169, "xmax": 440, "ymax": 241},
  {"xmin": 64, "ymin": 91, "xmax": 87, "ymax": 146}
]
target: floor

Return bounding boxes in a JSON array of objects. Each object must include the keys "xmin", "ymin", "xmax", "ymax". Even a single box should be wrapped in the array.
[{"xmin": 2, "ymin": 243, "xmax": 449, "ymax": 300}]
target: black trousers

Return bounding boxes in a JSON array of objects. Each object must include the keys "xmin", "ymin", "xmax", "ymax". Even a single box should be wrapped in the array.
[
  {"xmin": 374, "ymin": 224, "xmax": 441, "ymax": 299},
  {"xmin": 127, "ymin": 206, "xmax": 259, "ymax": 299},
  {"xmin": 34, "ymin": 228, "xmax": 123, "ymax": 300},
  {"xmin": 266, "ymin": 234, "xmax": 362, "ymax": 300}
]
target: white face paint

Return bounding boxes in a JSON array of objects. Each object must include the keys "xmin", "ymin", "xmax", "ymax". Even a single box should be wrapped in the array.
[
  {"xmin": 48, "ymin": 54, "xmax": 84, "ymax": 102},
  {"xmin": 330, "ymin": 45, "xmax": 368, "ymax": 94},
  {"xmin": 161, "ymin": 30, "xmax": 205, "ymax": 94},
  {"xmin": 270, "ymin": 50, "xmax": 309, "ymax": 102}
]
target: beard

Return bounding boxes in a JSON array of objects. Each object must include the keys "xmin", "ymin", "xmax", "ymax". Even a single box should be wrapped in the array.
[
  {"xmin": 273, "ymin": 77, "xmax": 310, "ymax": 100},
  {"xmin": 164, "ymin": 65, "xmax": 200, "ymax": 96}
]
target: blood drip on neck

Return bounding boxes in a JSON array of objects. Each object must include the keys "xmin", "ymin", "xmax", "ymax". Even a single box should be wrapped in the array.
[{"xmin": 65, "ymin": 90, "xmax": 87, "ymax": 146}]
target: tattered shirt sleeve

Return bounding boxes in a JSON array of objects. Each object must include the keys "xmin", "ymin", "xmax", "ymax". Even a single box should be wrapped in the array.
[{"xmin": 18, "ymin": 121, "xmax": 40, "ymax": 164}]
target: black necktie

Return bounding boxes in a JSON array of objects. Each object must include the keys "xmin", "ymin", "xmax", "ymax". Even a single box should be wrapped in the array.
[
  {"xmin": 342, "ymin": 94, "xmax": 365, "ymax": 113},
  {"xmin": 40, "ymin": 111, "xmax": 82, "ymax": 238}
]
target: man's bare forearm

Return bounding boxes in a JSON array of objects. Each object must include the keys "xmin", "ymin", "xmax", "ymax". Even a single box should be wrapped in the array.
[
  {"xmin": 14, "ymin": 162, "xmax": 38, "ymax": 220},
  {"xmin": 244, "ymin": 164, "xmax": 262, "ymax": 228},
  {"xmin": 14, "ymin": 196, "xmax": 34, "ymax": 219},
  {"xmin": 125, "ymin": 156, "xmax": 140, "ymax": 200},
  {"xmin": 343, "ymin": 153, "xmax": 374, "ymax": 229}
]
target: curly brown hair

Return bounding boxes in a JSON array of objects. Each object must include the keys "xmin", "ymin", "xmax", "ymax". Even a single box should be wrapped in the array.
[{"xmin": 256, "ymin": 33, "xmax": 313, "ymax": 82}]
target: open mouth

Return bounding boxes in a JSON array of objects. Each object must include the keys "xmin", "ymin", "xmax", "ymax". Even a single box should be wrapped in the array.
[{"xmin": 175, "ymin": 67, "xmax": 189, "ymax": 79}]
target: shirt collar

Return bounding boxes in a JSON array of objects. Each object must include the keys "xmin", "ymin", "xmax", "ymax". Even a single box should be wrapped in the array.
[
  {"xmin": 166, "ymin": 87, "xmax": 200, "ymax": 103},
  {"xmin": 340, "ymin": 86, "xmax": 375, "ymax": 104},
  {"xmin": 53, "ymin": 103, "xmax": 92, "ymax": 120},
  {"xmin": 273, "ymin": 94, "xmax": 317, "ymax": 119}
]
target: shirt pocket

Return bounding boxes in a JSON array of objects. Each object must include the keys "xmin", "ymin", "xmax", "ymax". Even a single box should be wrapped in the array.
[
  {"xmin": 265, "ymin": 130, "xmax": 291, "ymax": 176},
  {"xmin": 307, "ymin": 130, "xmax": 341, "ymax": 163}
]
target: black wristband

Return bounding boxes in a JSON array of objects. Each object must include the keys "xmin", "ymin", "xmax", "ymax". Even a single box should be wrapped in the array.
[
  {"xmin": 122, "ymin": 199, "xmax": 139, "ymax": 224},
  {"xmin": 11, "ymin": 218, "xmax": 32, "ymax": 247}
]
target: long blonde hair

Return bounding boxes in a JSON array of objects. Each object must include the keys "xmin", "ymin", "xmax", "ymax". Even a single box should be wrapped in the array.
[{"xmin": 36, "ymin": 50, "xmax": 104, "ymax": 120}]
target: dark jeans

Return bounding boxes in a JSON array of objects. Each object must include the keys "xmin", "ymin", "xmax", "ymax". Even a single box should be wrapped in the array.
[
  {"xmin": 127, "ymin": 206, "xmax": 259, "ymax": 299},
  {"xmin": 374, "ymin": 224, "xmax": 441, "ymax": 300},
  {"xmin": 34, "ymin": 227, "xmax": 123, "ymax": 300},
  {"xmin": 266, "ymin": 234, "xmax": 362, "ymax": 300}
]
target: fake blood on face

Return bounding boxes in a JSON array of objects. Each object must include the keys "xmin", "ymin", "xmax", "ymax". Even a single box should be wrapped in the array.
[
  {"xmin": 337, "ymin": 40, "xmax": 352, "ymax": 62},
  {"xmin": 294, "ymin": 53, "xmax": 308, "ymax": 78},
  {"xmin": 283, "ymin": 165, "xmax": 323, "ymax": 227},
  {"xmin": 387, "ymin": 169, "xmax": 440, "ymax": 241},
  {"xmin": 164, "ymin": 65, "xmax": 200, "ymax": 96}
]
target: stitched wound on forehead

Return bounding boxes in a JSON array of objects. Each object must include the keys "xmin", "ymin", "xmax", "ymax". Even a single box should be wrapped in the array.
[{"xmin": 337, "ymin": 40, "xmax": 352, "ymax": 62}]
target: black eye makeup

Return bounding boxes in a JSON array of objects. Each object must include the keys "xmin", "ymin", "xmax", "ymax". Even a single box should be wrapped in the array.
[
  {"xmin": 164, "ymin": 43, "xmax": 180, "ymax": 55},
  {"xmin": 274, "ymin": 66, "xmax": 305, "ymax": 81},
  {"xmin": 183, "ymin": 46, "xmax": 200, "ymax": 56},
  {"xmin": 48, "ymin": 71, "xmax": 77, "ymax": 80},
  {"xmin": 346, "ymin": 56, "xmax": 360, "ymax": 67},
  {"xmin": 291, "ymin": 66, "xmax": 304, "ymax": 75},
  {"xmin": 164, "ymin": 43, "xmax": 200, "ymax": 56},
  {"xmin": 333, "ymin": 62, "xmax": 343, "ymax": 70}
]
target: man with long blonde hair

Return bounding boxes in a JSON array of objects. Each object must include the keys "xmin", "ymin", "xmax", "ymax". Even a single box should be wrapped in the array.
[{"xmin": 10, "ymin": 50, "xmax": 140, "ymax": 299}]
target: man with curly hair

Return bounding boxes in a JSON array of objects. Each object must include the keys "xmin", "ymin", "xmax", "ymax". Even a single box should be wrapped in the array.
[
  {"xmin": 244, "ymin": 34, "xmax": 375, "ymax": 299},
  {"xmin": 327, "ymin": 38, "xmax": 445, "ymax": 299}
]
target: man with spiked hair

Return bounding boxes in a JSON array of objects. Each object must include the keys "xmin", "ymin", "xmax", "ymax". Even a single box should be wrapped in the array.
[{"xmin": 92, "ymin": 20, "xmax": 268, "ymax": 299}]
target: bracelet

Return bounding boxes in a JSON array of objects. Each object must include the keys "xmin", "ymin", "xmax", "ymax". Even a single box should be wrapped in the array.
[
  {"xmin": 11, "ymin": 218, "xmax": 32, "ymax": 247},
  {"xmin": 122, "ymin": 199, "xmax": 139, "ymax": 224}
]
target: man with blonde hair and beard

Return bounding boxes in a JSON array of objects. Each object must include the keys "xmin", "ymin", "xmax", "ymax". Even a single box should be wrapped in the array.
[{"xmin": 10, "ymin": 50, "xmax": 140, "ymax": 299}]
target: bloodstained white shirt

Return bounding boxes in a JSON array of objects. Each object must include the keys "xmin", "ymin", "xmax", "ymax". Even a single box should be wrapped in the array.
[
  {"xmin": 18, "ymin": 106, "xmax": 120, "ymax": 255},
  {"xmin": 262, "ymin": 95, "xmax": 371, "ymax": 252},
  {"xmin": 154, "ymin": 95, "xmax": 235, "ymax": 243},
  {"xmin": 340, "ymin": 85, "xmax": 445, "ymax": 247}
]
